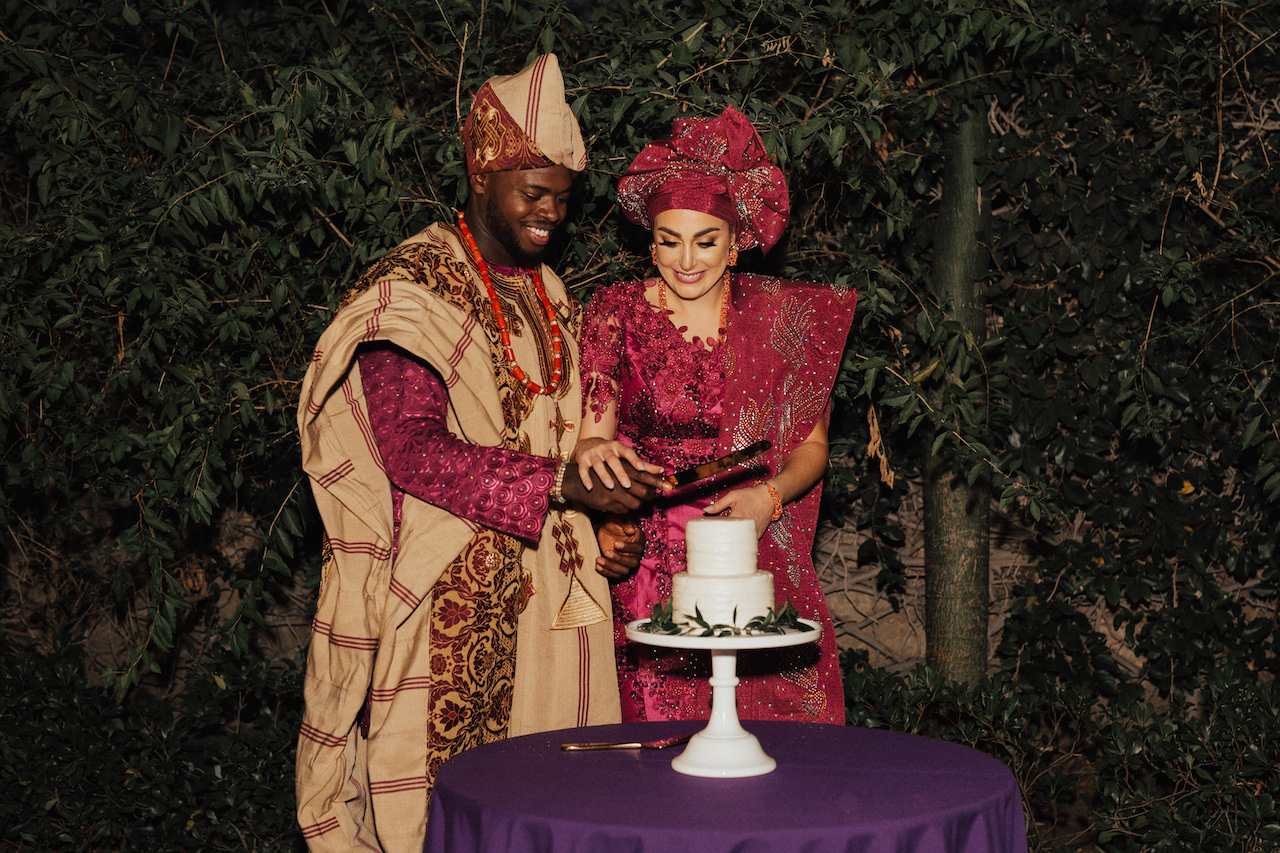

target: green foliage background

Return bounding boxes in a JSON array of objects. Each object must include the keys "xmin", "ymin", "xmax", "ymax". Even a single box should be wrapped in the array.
[{"xmin": 1, "ymin": 0, "xmax": 1276, "ymax": 849}]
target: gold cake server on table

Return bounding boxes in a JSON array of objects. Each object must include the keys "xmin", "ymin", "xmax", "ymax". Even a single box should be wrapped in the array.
[
  {"xmin": 662, "ymin": 440, "xmax": 771, "ymax": 488},
  {"xmin": 560, "ymin": 732, "xmax": 695, "ymax": 751}
]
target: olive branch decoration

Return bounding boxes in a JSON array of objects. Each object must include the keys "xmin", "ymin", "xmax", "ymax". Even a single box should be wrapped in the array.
[{"xmin": 640, "ymin": 599, "xmax": 814, "ymax": 637}]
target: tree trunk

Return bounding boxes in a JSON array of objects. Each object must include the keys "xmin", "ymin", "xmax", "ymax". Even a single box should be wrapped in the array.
[{"xmin": 923, "ymin": 108, "xmax": 990, "ymax": 684}]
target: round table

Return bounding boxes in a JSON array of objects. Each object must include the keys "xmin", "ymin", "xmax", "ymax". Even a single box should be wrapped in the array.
[{"xmin": 423, "ymin": 720, "xmax": 1028, "ymax": 853}]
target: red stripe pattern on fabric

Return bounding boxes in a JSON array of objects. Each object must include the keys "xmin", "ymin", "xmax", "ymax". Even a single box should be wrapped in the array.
[
  {"xmin": 300, "ymin": 816, "xmax": 341, "ymax": 839},
  {"xmin": 370, "ymin": 677, "xmax": 432, "ymax": 702},
  {"xmin": 524, "ymin": 54, "xmax": 546, "ymax": 143},
  {"xmin": 312, "ymin": 618, "xmax": 379, "ymax": 652},
  {"xmin": 369, "ymin": 776, "xmax": 429, "ymax": 795},
  {"xmin": 388, "ymin": 576, "xmax": 421, "ymax": 609},
  {"xmin": 316, "ymin": 459, "xmax": 355, "ymax": 489},
  {"xmin": 577, "ymin": 625, "xmax": 589, "ymax": 727},
  {"xmin": 326, "ymin": 538, "xmax": 391, "ymax": 560},
  {"xmin": 299, "ymin": 722, "xmax": 348, "ymax": 749},
  {"xmin": 343, "ymin": 376, "xmax": 383, "ymax": 473},
  {"xmin": 360, "ymin": 279, "xmax": 394, "ymax": 342},
  {"xmin": 441, "ymin": 313, "xmax": 477, "ymax": 389}
]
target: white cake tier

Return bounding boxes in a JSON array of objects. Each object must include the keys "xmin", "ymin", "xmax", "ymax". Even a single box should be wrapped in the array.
[
  {"xmin": 671, "ymin": 571, "xmax": 775, "ymax": 628},
  {"xmin": 685, "ymin": 517, "xmax": 758, "ymax": 578}
]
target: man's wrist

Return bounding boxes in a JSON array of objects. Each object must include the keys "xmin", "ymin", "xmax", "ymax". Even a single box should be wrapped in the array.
[{"xmin": 551, "ymin": 459, "xmax": 569, "ymax": 505}]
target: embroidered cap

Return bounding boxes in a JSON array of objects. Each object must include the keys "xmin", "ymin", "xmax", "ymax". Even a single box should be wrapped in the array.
[
  {"xmin": 463, "ymin": 53, "xmax": 587, "ymax": 175},
  {"xmin": 617, "ymin": 105, "xmax": 790, "ymax": 252}
]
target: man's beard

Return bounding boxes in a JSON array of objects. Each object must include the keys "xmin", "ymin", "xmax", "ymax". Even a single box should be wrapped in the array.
[{"xmin": 485, "ymin": 194, "xmax": 548, "ymax": 268}]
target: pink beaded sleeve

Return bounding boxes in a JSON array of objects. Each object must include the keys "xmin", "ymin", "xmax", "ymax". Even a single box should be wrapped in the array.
[
  {"xmin": 578, "ymin": 283, "xmax": 627, "ymax": 423},
  {"xmin": 357, "ymin": 344, "xmax": 557, "ymax": 542}
]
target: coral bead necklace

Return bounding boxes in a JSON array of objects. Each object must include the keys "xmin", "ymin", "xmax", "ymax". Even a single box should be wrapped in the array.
[{"xmin": 457, "ymin": 211, "xmax": 563, "ymax": 397}]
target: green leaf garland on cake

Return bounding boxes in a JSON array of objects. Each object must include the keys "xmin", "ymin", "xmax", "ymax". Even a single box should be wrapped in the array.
[{"xmin": 641, "ymin": 599, "xmax": 814, "ymax": 637}]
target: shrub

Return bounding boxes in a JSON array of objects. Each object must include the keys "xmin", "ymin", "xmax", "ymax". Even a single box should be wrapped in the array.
[{"xmin": 0, "ymin": 636, "xmax": 304, "ymax": 851}]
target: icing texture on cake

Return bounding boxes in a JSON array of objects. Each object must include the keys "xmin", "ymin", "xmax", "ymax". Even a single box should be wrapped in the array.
[{"xmin": 672, "ymin": 517, "xmax": 774, "ymax": 626}]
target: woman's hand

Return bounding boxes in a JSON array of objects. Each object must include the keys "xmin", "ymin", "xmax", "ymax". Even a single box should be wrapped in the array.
[
  {"xmin": 571, "ymin": 436, "xmax": 665, "ymax": 491},
  {"xmin": 704, "ymin": 419, "xmax": 828, "ymax": 539},
  {"xmin": 704, "ymin": 483, "xmax": 775, "ymax": 539}
]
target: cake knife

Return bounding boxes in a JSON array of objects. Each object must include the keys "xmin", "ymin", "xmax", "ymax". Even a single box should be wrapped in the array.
[
  {"xmin": 560, "ymin": 732, "xmax": 695, "ymax": 751},
  {"xmin": 663, "ymin": 440, "xmax": 772, "ymax": 488}
]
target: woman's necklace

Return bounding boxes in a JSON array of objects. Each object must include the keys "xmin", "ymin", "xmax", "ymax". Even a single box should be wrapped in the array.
[
  {"xmin": 457, "ymin": 211, "xmax": 563, "ymax": 397},
  {"xmin": 657, "ymin": 270, "xmax": 731, "ymax": 343}
]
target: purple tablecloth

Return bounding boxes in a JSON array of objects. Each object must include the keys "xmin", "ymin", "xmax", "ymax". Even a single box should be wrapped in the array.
[{"xmin": 424, "ymin": 720, "xmax": 1028, "ymax": 853}]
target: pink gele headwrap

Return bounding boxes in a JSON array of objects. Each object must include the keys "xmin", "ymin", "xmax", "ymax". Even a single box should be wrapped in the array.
[{"xmin": 617, "ymin": 105, "xmax": 790, "ymax": 252}]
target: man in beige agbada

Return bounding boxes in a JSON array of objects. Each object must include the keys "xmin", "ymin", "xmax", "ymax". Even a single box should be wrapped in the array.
[{"xmin": 294, "ymin": 54, "xmax": 660, "ymax": 852}]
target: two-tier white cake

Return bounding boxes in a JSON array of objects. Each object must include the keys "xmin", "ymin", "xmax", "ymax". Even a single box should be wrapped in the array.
[{"xmin": 671, "ymin": 517, "xmax": 774, "ymax": 627}]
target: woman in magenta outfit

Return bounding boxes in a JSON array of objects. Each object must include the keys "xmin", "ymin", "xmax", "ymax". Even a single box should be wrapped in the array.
[{"xmin": 575, "ymin": 106, "xmax": 858, "ymax": 725}]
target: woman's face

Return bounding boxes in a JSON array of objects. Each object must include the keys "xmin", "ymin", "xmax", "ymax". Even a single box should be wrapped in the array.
[{"xmin": 651, "ymin": 209, "xmax": 735, "ymax": 302}]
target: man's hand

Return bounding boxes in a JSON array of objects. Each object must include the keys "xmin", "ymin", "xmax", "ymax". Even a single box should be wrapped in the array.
[
  {"xmin": 595, "ymin": 517, "xmax": 645, "ymax": 580},
  {"xmin": 559, "ymin": 459, "xmax": 664, "ymax": 514}
]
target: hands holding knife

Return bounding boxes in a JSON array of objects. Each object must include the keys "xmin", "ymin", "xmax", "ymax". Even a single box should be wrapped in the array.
[
  {"xmin": 567, "ymin": 438, "xmax": 773, "ymax": 579},
  {"xmin": 572, "ymin": 438, "xmax": 771, "ymax": 496}
]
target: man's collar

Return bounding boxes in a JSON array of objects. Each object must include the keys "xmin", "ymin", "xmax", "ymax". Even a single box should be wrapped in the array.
[{"xmin": 487, "ymin": 260, "xmax": 535, "ymax": 277}]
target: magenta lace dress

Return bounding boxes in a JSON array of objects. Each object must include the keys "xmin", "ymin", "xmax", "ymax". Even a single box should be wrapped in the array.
[
  {"xmin": 580, "ymin": 279, "xmax": 726, "ymax": 720},
  {"xmin": 582, "ymin": 274, "xmax": 857, "ymax": 725}
]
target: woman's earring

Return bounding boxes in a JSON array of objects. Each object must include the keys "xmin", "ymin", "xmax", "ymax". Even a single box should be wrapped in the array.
[
  {"xmin": 650, "ymin": 244, "xmax": 658, "ymax": 265},
  {"xmin": 727, "ymin": 245, "xmax": 739, "ymax": 267}
]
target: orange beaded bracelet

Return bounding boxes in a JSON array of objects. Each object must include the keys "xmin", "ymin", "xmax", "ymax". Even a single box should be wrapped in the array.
[{"xmin": 763, "ymin": 481, "xmax": 783, "ymax": 521}]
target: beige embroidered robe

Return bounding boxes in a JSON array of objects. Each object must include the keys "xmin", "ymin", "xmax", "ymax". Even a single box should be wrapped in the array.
[{"xmin": 294, "ymin": 222, "xmax": 619, "ymax": 853}]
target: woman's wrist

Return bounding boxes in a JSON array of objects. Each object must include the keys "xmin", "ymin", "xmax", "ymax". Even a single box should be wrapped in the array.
[{"xmin": 762, "ymin": 480, "xmax": 783, "ymax": 521}]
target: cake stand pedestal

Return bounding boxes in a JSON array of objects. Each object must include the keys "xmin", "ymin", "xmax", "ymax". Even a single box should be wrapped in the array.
[{"xmin": 624, "ymin": 619, "xmax": 821, "ymax": 778}]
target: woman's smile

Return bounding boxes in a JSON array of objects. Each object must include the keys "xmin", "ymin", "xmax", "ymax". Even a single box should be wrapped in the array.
[{"xmin": 652, "ymin": 208, "xmax": 735, "ymax": 306}]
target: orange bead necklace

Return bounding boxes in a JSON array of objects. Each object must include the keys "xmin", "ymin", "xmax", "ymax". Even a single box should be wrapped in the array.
[{"xmin": 457, "ymin": 211, "xmax": 563, "ymax": 397}]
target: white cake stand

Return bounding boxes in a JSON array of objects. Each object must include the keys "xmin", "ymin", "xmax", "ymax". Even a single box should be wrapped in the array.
[{"xmin": 624, "ymin": 618, "xmax": 822, "ymax": 778}]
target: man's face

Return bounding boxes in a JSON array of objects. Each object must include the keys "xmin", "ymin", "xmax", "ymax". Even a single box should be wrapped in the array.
[{"xmin": 469, "ymin": 165, "xmax": 576, "ymax": 268}]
